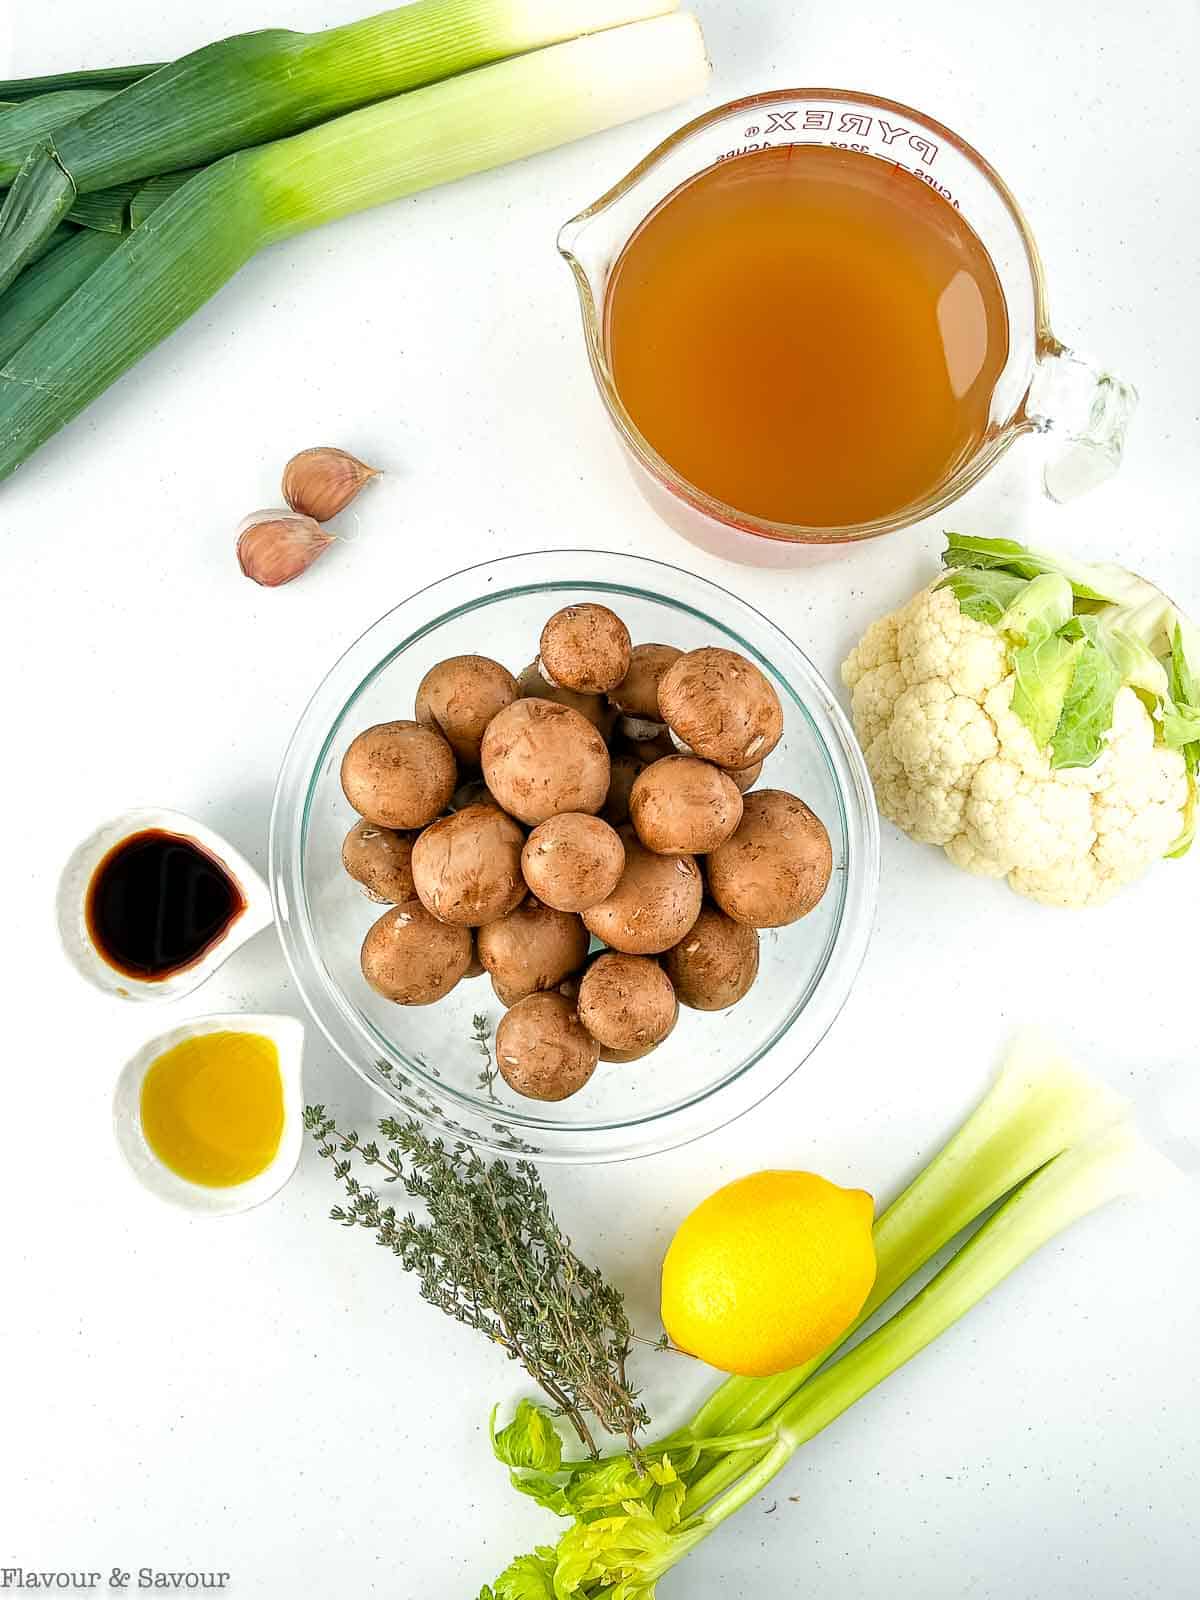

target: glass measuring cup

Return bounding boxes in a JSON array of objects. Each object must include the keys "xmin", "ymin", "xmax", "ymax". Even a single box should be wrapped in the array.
[{"xmin": 558, "ymin": 88, "xmax": 1135, "ymax": 565}]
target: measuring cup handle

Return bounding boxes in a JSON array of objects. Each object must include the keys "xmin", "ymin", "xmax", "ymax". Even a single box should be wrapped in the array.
[{"xmin": 1025, "ymin": 344, "xmax": 1138, "ymax": 502}]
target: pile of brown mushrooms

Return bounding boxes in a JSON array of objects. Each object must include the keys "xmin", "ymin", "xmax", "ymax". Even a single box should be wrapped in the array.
[{"xmin": 338, "ymin": 604, "xmax": 833, "ymax": 1103}]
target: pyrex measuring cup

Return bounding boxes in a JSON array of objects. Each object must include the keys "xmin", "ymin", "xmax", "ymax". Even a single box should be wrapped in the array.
[{"xmin": 558, "ymin": 88, "xmax": 1135, "ymax": 565}]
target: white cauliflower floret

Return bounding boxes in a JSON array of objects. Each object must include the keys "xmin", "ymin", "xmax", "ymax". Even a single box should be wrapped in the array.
[
  {"xmin": 841, "ymin": 586, "xmax": 1192, "ymax": 908},
  {"xmin": 895, "ymin": 586, "xmax": 1009, "ymax": 700}
]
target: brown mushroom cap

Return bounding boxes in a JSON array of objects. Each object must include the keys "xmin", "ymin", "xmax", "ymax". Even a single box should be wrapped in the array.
[
  {"xmin": 414, "ymin": 654, "xmax": 518, "ymax": 768},
  {"xmin": 521, "ymin": 813, "xmax": 626, "ymax": 912},
  {"xmin": 630, "ymin": 755, "xmax": 744, "ymax": 856},
  {"xmin": 602, "ymin": 753, "xmax": 645, "ymax": 826},
  {"xmin": 664, "ymin": 902, "xmax": 759, "ymax": 1010},
  {"xmin": 657, "ymin": 648, "xmax": 784, "ymax": 770},
  {"xmin": 597, "ymin": 1001, "xmax": 679, "ymax": 1062},
  {"xmin": 517, "ymin": 660, "xmax": 615, "ymax": 739},
  {"xmin": 495, "ymin": 992, "xmax": 600, "ymax": 1101},
  {"xmin": 581, "ymin": 830, "xmax": 702, "ymax": 954},
  {"xmin": 707, "ymin": 790, "xmax": 833, "ymax": 927},
  {"xmin": 481, "ymin": 698, "xmax": 610, "ymax": 826},
  {"xmin": 539, "ymin": 604, "xmax": 632, "ymax": 694},
  {"xmin": 477, "ymin": 899, "xmax": 590, "ymax": 1006},
  {"xmin": 728, "ymin": 759, "xmax": 763, "ymax": 795},
  {"xmin": 609, "ymin": 643, "xmax": 682, "ymax": 718},
  {"xmin": 341, "ymin": 720, "xmax": 457, "ymax": 829},
  {"xmin": 360, "ymin": 900, "xmax": 472, "ymax": 1004},
  {"xmin": 410, "ymin": 804, "xmax": 526, "ymax": 927},
  {"xmin": 577, "ymin": 952, "xmax": 677, "ymax": 1053},
  {"xmin": 341, "ymin": 820, "xmax": 416, "ymax": 904}
]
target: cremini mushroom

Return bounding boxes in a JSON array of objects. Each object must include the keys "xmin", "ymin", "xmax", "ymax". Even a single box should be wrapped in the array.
[
  {"xmin": 581, "ymin": 829, "xmax": 702, "ymax": 954},
  {"xmin": 609, "ymin": 641, "xmax": 680, "ymax": 746},
  {"xmin": 707, "ymin": 790, "xmax": 833, "ymax": 927},
  {"xmin": 481, "ymin": 697, "xmax": 610, "ymax": 826},
  {"xmin": 728, "ymin": 759, "xmax": 763, "ymax": 794},
  {"xmin": 517, "ymin": 659, "xmax": 615, "ymax": 739},
  {"xmin": 360, "ymin": 900, "xmax": 472, "ymax": 1004},
  {"xmin": 341, "ymin": 819, "xmax": 416, "ymax": 904},
  {"xmin": 577, "ymin": 952, "xmax": 677, "ymax": 1055},
  {"xmin": 495, "ymin": 992, "xmax": 600, "ymax": 1101},
  {"xmin": 664, "ymin": 903, "xmax": 759, "ymax": 1010},
  {"xmin": 341, "ymin": 720, "xmax": 456, "ymax": 829},
  {"xmin": 657, "ymin": 647, "xmax": 784, "ymax": 770},
  {"xmin": 521, "ymin": 813, "xmax": 626, "ymax": 912},
  {"xmin": 477, "ymin": 899, "xmax": 589, "ymax": 1005},
  {"xmin": 410, "ymin": 803, "xmax": 526, "ymax": 927},
  {"xmin": 629, "ymin": 755, "xmax": 743, "ymax": 855},
  {"xmin": 414, "ymin": 654, "xmax": 519, "ymax": 768},
  {"xmin": 539, "ymin": 604, "xmax": 632, "ymax": 694}
]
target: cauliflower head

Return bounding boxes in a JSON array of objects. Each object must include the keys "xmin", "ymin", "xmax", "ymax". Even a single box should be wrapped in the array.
[{"xmin": 842, "ymin": 583, "xmax": 1191, "ymax": 907}]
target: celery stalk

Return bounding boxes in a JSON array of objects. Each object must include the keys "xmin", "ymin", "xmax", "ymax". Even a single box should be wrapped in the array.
[
  {"xmin": 0, "ymin": 15, "xmax": 709, "ymax": 484},
  {"xmin": 483, "ymin": 1121, "xmax": 1176, "ymax": 1597},
  {"xmin": 687, "ymin": 1033, "xmax": 1126, "ymax": 1447}
]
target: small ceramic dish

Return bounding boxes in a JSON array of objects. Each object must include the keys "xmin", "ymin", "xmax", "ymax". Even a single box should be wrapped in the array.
[
  {"xmin": 57, "ymin": 807, "xmax": 273, "ymax": 1002},
  {"xmin": 112, "ymin": 1012, "xmax": 305, "ymax": 1215}
]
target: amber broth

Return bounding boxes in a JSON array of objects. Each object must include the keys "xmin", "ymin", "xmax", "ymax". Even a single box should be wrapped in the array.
[{"xmin": 603, "ymin": 143, "xmax": 1010, "ymax": 529}]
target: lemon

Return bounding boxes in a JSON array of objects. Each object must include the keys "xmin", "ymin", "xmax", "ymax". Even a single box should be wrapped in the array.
[{"xmin": 660, "ymin": 1170, "xmax": 876, "ymax": 1377}]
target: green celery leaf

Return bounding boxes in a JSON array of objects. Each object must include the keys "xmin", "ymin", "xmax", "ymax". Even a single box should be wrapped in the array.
[
  {"xmin": 1050, "ymin": 625, "xmax": 1123, "ymax": 769},
  {"xmin": 1011, "ymin": 633, "xmax": 1085, "ymax": 751},
  {"xmin": 491, "ymin": 1401, "xmax": 563, "ymax": 1474},
  {"xmin": 1000, "ymin": 573, "xmax": 1075, "ymax": 646},
  {"xmin": 509, "ymin": 1470, "xmax": 574, "ymax": 1517},
  {"xmin": 935, "ymin": 566, "xmax": 1028, "ymax": 623},
  {"xmin": 481, "ymin": 1548, "xmax": 558, "ymax": 1600}
]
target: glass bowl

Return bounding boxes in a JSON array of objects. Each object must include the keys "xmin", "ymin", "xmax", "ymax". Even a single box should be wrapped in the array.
[{"xmin": 269, "ymin": 551, "xmax": 878, "ymax": 1163}]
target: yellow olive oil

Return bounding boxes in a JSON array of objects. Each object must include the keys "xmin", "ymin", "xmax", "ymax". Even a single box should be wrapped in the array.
[{"xmin": 140, "ymin": 1032, "xmax": 284, "ymax": 1188}]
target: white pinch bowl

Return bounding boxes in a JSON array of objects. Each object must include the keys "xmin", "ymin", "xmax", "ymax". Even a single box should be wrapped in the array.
[
  {"xmin": 112, "ymin": 1012, "xmax": 306, "ymax": 1216},
  {"xmin": 57, "ymin": 807, "xmax": 273, "ymax": 1002}
]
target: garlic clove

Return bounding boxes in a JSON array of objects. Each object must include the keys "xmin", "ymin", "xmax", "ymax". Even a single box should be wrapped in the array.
[
  {"xmin": 236, "ymin": 509, "xmax": 334, "ymax": 588},
  {"xmin": 282, "ymin": 445, "xmax": 380, "ymax": 522}
]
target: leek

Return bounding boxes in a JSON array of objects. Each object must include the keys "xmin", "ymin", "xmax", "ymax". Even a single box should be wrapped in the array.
[
  {"xmin": 0, "ymin": 229, "xmax": 123, "ymax": 364},
  {"xmin": 0, "ymin": 0, "xmax": 682, "ymax": 291},
  {"xmin": 63, "ymin": 184, "xmax": 141, "ymax": 235},
  {"xmin": 0, "ymin": 14, "xmax": 709, "ymax": 483},
  {"xmin": 0, "ymin": 66, "xmax": 163, "ymax": 103},
  {"xmin": 481, "ymin": 1057, "xmax": 1178, "ymax": 1599},
  {"xmin": 0, "ymin": 89, "xmax": 116, "ymax": 184}
]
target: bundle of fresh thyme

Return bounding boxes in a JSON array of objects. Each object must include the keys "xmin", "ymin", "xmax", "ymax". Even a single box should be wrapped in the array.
[{"xmin": 304, "ymin": 1107, "xmax": 649, "ymax": 1456}]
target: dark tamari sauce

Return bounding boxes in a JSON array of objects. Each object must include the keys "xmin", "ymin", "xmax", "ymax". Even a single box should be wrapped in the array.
[{"xmin": 85, "ymin": 829, "xmax": 245, "ymax": 981}]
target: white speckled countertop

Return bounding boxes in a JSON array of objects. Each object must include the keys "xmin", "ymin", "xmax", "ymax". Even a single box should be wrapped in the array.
[{"xmin": 2, "ymin": 1, "xmax": 1197, "ymax": 1594}]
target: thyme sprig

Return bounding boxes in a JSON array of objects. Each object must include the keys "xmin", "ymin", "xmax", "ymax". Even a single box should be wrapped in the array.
[
  {"xmin": 304, "ymin": 1107, "xmax": 649, "ymax": 1456},
  {"xmin": 471, "ymin": 1011, "xmax": 497, "ymax": 1100}
]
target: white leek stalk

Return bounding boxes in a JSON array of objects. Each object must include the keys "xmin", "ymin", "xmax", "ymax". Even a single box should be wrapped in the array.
[{"xmin": 0, "ymin": 15, "xmax": 709, "ymax": 482}]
